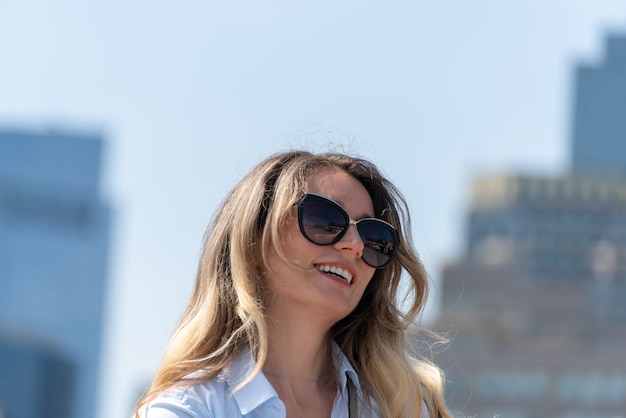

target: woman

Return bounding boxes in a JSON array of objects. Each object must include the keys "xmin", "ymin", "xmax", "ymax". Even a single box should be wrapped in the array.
[{"xmin": 134, "ymin": 151, "xmax": 453, "ymax": 417}]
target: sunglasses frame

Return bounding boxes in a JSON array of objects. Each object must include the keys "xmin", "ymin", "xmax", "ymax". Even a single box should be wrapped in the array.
[{"xmin": 296, "ymin": 193, "xmax": 399, "ymax": 268}]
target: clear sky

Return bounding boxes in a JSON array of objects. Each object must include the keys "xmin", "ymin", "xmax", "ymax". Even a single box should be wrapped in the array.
[{"xmin": 1, "ymin": 2, "xmax": 625, "ymax": 417}]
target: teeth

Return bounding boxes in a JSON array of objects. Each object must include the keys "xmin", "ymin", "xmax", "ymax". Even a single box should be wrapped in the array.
[{"xmin": 316, "ymin": 264, "xmax": 353, "ymax": 284}]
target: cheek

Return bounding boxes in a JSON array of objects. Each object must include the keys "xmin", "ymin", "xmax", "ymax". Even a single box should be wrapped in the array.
[
  {"xmin": 264, "ymin": 220, "xmax": 313, "ymax": 277},
  {"xmin": 352, "ymin": 267, "xmax": 376, "ymax": 301},
  {"xmin": 279, "ymin": 219, "xmax": 313, "ymax": 259},
  {"xmin": 360, "ymin": 265, "xmax": 376, "ymax": 284},
  {"xmin": 358, "ymin": 270, "xmax": 379, "ymax": 302}
]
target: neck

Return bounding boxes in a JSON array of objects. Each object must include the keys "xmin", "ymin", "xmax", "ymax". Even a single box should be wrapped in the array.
[
  {"xmin": 263, "ymin": 313, "xmax": 334, "ymax": 382},
  {"xmin": 262, "ymin": 307, "xmax": 338, "ymax": 417}
]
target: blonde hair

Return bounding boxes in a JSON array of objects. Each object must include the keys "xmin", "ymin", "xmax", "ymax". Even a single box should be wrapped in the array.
[{"xmin": 134, "ymin": 151, "xmax": 452, "ymax": 417}]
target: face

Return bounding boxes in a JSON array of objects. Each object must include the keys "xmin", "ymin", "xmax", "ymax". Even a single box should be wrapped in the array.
[{"xmin": 263, "ymin": 167, "xmax": 377, "ymax": 328}]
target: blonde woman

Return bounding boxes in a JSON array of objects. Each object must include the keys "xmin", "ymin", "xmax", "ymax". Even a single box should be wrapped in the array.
[{"xmin": 134, "ymin": 151, "xmax": 453, "ymax": 417}]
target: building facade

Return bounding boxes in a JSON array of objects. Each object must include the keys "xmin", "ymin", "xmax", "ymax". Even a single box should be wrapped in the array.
[
  {"xmin": 0, "ymin": 337, "xmax": 76, "ymax": 418},
  {"xmin": 0, "ymin": 128, "xmax": 111, "ymax": 418},
  {"xmin": 437, "ymin": 176, "xmax": 626, "ymax": 416},
  {"xmin": 468, "ymin": 174, "xmax": 626, "ymax": 291},
  {"xmin": 435, "ymin": 32, "xmax": 626, "ymax": 417}
]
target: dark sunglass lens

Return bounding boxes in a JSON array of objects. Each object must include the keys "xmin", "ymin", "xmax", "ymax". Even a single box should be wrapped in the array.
[
  {"xmin": 357, "ymin": 220, "xmax": 398, "ymax": 268},
  {"xmin": 300, "ymin": 198, "xmax": 347, "ymax": 245}
]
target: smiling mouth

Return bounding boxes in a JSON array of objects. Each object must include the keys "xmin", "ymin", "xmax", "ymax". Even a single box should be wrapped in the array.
[{"xmin": 315, "ymin": 264, "xmax": 353, "ymax": 285}]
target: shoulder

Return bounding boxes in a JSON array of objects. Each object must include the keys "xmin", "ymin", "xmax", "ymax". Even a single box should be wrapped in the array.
[
  {"xmin": 143, "ymin": 348, "xmax": 284, "ymax": 418},
  {"xmin": 143, "ymin": 378, "xmax": 230, "ymax": 418}
]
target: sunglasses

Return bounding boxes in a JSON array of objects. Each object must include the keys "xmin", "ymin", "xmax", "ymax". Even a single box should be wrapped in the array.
[{"xmin": 296, "ymin": 193, "xmax": 399, "ymax": 268}]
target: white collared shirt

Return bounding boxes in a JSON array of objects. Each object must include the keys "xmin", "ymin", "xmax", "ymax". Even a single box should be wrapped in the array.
[{"xmin": 143, "ymin": 345, "xmax": 428, "ymax": 417}]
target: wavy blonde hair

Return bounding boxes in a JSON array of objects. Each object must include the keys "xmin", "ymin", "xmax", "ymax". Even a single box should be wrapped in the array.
[{"xmin": 134, "ymin": 151, "xmax": 452, "ymax": 417}]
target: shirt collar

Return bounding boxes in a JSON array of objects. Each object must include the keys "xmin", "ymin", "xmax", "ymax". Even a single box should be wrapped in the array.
[
  {"xmin": 221, "ymin": 342, "xmax": 362, "ymax": 415},
  {"xmin": 333, "ymin": 344, "xmax": 362, "ymax": 403},
  {"xmin": 221, "ymin": 346, "xmax": 279, "ymax": 414}
]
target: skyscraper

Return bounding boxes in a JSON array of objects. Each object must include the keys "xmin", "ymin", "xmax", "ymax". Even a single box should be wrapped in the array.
[
  {"xmin": 0, "ymin": 128, "xmax": 111, "ymax": 418},
  {"xmin": 0, "ymin": 336, "xmax": 76, "ymax": 418},
  {"xmin": 436, "ymin": 32, "xmax": 626, "ymax": 417},
  {"xmin": 572, "ymin": 34, "xmax": 626, "ymax": 173}
]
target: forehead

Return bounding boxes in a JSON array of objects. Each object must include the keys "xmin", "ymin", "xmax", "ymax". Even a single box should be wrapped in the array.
[{"xmin": 305, "ymin": 167, "xmax": 374, "ymax": 217}]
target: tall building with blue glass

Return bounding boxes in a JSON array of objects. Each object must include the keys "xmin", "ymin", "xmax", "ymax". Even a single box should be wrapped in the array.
[
  {"xmin": 0, "ymin": 336, "xmax": 76, "ymax": 418},
  {"xmin": 572, "ymin": 34, "xmax": 626, "ymax": 173},
  {"xmin": 0, "ymin": 128, "xmax": 111, "ymax": 418}
]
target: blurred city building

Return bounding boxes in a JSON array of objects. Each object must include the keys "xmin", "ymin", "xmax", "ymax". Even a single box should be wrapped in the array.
[
  {"xmin": 572, "ymin": 34, "xmax": 626, "ymax": 173},
  {"xmin": 0, "ymin": 129, "xmax": 111, "ymax": 418},
  {"xmin": 436, "ymin": 33, "xmax": 626, "ymax": 417},
  {"xmin": 0, "ymin": 336, "xmax": 76, "ymax": 418}
]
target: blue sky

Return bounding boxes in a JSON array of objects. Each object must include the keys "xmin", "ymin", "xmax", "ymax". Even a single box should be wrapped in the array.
[{"xmin": 1, "ymin": 2, "xmax": 625, "ymax": 417}]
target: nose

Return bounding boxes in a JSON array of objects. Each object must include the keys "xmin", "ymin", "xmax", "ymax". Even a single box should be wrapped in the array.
[{"xmin": 332, "ymin": 222, "xmax": 364, "ymax": 260}]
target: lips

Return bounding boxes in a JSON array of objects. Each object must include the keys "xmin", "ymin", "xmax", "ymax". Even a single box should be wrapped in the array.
[{"xmin": 315, "ymin": 264, "xmax": 353, "ymax": 285}]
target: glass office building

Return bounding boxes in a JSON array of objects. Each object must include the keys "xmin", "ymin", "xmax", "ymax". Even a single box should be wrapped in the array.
[
  {"xmin": 0, "ymin": 337, "xmax": 76, "ymax": 418},
  {"xmin": 0, "ymin": 128, "xmax": 111, "ymax": 418},
  {"xmin": 572, "ymin": 34, "xmax": 626, "ymax": 173},
  {"xmin": 467, "ymin": 173, "xmax": 626, "ymax": 287}
]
